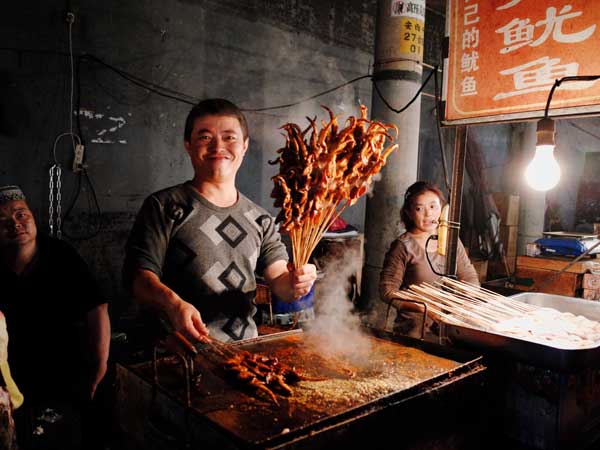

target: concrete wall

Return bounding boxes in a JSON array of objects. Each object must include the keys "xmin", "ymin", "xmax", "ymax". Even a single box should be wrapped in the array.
[
  {"xmin": 6, "ymin": 1, "xmax": 584, "ymax": 323},
  {"xmin": 0, "ymin": 1, "xmax": 377, "ymax": 314}
]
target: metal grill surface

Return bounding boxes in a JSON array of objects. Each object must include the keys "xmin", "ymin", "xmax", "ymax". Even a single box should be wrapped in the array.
[{"xmin": 128, "ymin": 329, "xmax": 483, "ymax": 447}]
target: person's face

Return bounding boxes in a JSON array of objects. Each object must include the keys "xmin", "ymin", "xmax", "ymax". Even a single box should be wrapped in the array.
[
  {"xmin": 0, "ymin": 200, "xmax": 37, "ymax": 248},
  {"xmin": 410, "ymin": 190, "xmax": 442, "ymax": 234},
  {"xmin": 184, "ymin": 114, "xmax": 249, "ymax": 182}
]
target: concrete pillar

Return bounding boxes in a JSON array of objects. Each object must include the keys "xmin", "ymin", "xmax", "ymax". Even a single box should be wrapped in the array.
[
  {"xmin": 516, "ymin": 122, "xmax": 546, "ymax": 254},
  {"xmin": 363, "ymin": 0, "xmax": 424, "ymax": 328}
]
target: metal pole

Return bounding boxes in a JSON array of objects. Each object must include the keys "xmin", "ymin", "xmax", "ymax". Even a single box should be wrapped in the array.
[
  {"xmin": 445, "ymin": 126, "xmax": 468, "ymax": 277},
  {"xmin": 363, "ymin": 0, "xmax": 425, "ymax": 326}
]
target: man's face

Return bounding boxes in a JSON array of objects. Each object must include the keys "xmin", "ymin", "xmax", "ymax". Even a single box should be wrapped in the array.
[
  {"xmin": 0, "ymin": 200, "xmax": 37, "ymax": 248},
  {"xmin": 184, "ymin": 114, "xmax": 249, "ymax": 182}
]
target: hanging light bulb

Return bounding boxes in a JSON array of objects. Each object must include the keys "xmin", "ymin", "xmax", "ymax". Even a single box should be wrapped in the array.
[{"xmin": 525, "ymin": 117, "xmax": 561, "ymax": 191}]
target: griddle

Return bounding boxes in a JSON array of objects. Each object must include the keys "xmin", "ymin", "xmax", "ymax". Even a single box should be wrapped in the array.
[{"xmin": 117, "ymin": 327, "xmax": 484, "ymax": 449}]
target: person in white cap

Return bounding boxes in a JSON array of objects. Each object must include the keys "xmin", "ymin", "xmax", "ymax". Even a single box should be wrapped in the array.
[{"xmin": 0, "ymin": 185, "xmax": 110, "ymax": 449}]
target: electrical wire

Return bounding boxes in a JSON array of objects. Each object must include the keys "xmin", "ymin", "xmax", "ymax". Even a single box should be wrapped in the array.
[
  {"xmin": 2, "ymin": 47, "xmax": 437, "ymax": 117},
  {"xmin": 81, "ymin": 54, "xmax": 198, "ymax": 105},
  {"xmin": 61, "ymin": 168, "xmax": 103, "ymax": 240},
  {"xmin": 240, "ymin": 75, "xmax": 373, "ymax": 112},
  {"xmin": 61, "ymin": 44, "xmax": 103, "ymax": 240},
  {"xmin": 433, "ymin": 67, "xmax": 451, "ymax": 193},
  {"xmin": 372, "ymin": 66, "xmax": 436, "ymax": 114},
  {"xmin": 75, "ymin": 55, "xmax": 84, "ymax": 143},
  {"xmin": 52, "ymin": 132, "xmax": 81, "ymax": 164},
  {"xmin": 68, "ymin": 19, "xmax": 77, "ymax": 151}
]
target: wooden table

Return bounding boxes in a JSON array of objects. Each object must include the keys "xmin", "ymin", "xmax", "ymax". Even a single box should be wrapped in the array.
[{"xmin": 513, "ymin": 255, "xmax": 599, "ymax": 298}]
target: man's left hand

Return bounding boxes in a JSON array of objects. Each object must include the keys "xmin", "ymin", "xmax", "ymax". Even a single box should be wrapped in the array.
[{"xmin": 290, "ymin": 263, "xmax": 317, "ymax": 299}]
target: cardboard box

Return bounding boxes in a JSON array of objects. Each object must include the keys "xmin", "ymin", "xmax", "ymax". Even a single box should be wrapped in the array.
[
  {"xmin": 583, "ymin": 273, "xmax": 600, "ymax": 290},
  {"xmin": 491, "ymin": 193, "xmax": 520, "ymax": 226},
  {"xmin": 582, "ymin": 288, "xmax": 600, "ymax": 300},
  {"xmin": 516, "ymin": 256, "xmax": 588, "ymax": 273},
  {"xmin": 499, "ymin": 225, "xmax": 518, "ymax": 257},
  {"xmin": 513, "ymin": 266, "xmax": 581, "ymax": 296}
]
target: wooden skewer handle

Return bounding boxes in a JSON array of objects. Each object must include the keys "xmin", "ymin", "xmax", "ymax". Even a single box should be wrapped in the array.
[{"xmin": 173, "ymin": 331, "xmax": 199, "ymax": 355}]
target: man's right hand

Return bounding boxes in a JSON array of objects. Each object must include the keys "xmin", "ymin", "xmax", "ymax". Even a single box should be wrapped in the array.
[
  {"xmin": 165, "ymin": 299, "xmax": 210, "ymax": 343},
  {"xmin": 132, "ymin": 270, "xmax": 211, "ymax": 343}
]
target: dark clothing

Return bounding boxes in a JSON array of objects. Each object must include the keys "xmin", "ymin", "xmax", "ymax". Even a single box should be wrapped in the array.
[{"xmin": 0, "ymin": 235, "xmax": 105, "ymax": 402}]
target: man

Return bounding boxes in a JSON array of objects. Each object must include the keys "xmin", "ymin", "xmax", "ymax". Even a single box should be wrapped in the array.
[
  {"xmin": 124, "ymin": 99, "xmax": 317, "ymax": 342},
  {"xmin": 0, "ymin": 185, "xmax": 110, "ymax": 448}
]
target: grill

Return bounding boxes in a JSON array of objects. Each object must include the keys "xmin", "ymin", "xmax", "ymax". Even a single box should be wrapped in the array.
[{"xmin": 115, "ymin": 328, "xmax": 485, "ymax": 449}]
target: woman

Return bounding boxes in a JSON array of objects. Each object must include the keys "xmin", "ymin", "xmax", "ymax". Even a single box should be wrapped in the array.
[{"xmin": 379, "ymin": 181, "xmax": 479, "ymax": 337}]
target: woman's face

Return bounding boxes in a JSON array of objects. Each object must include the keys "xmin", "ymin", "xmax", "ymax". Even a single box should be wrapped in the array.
[{"xmin": 410, "ymin": 190, "xmax": 442, "ymax": 234}]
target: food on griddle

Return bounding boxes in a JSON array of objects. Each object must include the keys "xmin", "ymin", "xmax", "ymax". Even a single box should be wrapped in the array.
[
  {"xmin": 223, "ymin": 350, "xmax": 323, "ymax": 404},
  {"xmin": 397, "ymin": 277, "xmax": 600, "ymax": 349},
  {"xmin": 269, "ymin": 105, "xmax": 398, "ymax": 268}
]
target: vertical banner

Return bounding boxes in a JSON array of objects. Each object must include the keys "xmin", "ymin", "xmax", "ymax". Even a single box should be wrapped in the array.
[{"xmin": 444, "ymin": 0, "xmax": 600, "ymax": 124}]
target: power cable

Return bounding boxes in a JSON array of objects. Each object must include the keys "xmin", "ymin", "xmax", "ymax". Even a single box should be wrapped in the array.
[
  {"xmin": 2, "ymin": 47, "xmax": 437, "ymax": 118},
  {"xmin": 433, "ymin": 67, "xmax": 451, "ymax": 193},
  {"xmin": 239, "ymin": 75, "xmax": 373, "ymax": 112},
  {"xmin": 372, "ymin": 66, "xmax": 436, "ymax": 114},
  {"xmin": 81, "ymin": 54, "xmax": 198, "ymax": 105}
]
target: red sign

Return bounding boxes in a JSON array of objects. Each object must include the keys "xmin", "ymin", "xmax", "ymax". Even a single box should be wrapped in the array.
[{"xmin": 444, "ymin": 0, "xmax": 600, "ymax": 124}]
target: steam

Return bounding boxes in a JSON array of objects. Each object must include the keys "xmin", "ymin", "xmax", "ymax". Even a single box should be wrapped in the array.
[{"xmin": 305, "ymin": 245, "xmax": 372, "ymax": 365}]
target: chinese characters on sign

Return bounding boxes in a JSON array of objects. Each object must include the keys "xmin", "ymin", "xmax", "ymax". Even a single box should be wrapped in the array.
[
  {"xmin": 391, "ymin": 0, "xmax": 426, "ymax": 61},
  {"xmin": 444, "ymin": 0, "xmax": 600, "ymax": 124}
]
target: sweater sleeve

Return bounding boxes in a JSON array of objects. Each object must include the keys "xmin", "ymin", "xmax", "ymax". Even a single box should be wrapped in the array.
[
  {"xmin": 456, "ymin": 239, "xmax": 480, "ymax": 286},
  {"xmin": 122, "ymin": 195, "xmax": 172, "ymax": 291},
  {"xmin": 256, "ymin": 214, "xmax": 289, "ymax": 276},
  {"xmin": 379, "ymin": 239, "xmax": 409, "ymax": 304}
]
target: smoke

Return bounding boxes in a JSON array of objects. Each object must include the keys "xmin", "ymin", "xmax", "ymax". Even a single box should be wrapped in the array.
[
  {"xmin": 365, "ymin": 172, "xmax": 382, "ymax": 198},
  {"xmin": 305, "ymin": 245, "xmax": 373, "ymax": 366}
]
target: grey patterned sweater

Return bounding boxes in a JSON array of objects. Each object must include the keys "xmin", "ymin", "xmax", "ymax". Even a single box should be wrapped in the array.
[{"xmin": 124, "ymin": 182, "xmax": 288, "ymax": 341}]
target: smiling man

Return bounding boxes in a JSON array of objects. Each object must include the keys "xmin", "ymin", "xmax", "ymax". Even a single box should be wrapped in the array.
[{"xmin": 124, "ymin": 99, "xmax": 316, "ymax": 343}]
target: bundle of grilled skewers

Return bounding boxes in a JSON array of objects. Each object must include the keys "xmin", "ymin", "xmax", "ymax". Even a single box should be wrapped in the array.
[
  {"xmin": 270, "ymin": 105, "xmax": 398, "ymax": 268},
  {"xmin": 203, "ymin": 337, "xmax": 324, "ymax": 405},
  {"xmin": 395, "ymin": 278, "xmax": 600, "ymax": 349}
]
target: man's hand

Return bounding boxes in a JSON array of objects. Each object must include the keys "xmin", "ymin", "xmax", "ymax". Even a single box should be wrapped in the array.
[
  {"xmin": 132, "ymin": 270, "xmax": 210, "ymax": 343},
  {"xmin": 289, "ymin": 263, "xmax": 317, "ymax": 299},
  {"xmin": 264, "ymin": 260, "xmax": 318, "ymax": 301},
  {"xmin": 166, "ymin": 299, "xmax": 210, "ymax": 343}
]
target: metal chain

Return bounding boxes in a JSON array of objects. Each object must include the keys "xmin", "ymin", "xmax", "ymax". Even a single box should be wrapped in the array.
[
  {"xmin": 56, "ymin": 165, "xmax": 62, "ymax": 239},
  {"xmin": 49, "ymin": 166, "xmax": 55, "ymax": 237},
  {"xmin": 48, "ymin": 164, "xmax": 63, "ymax": 239}
]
